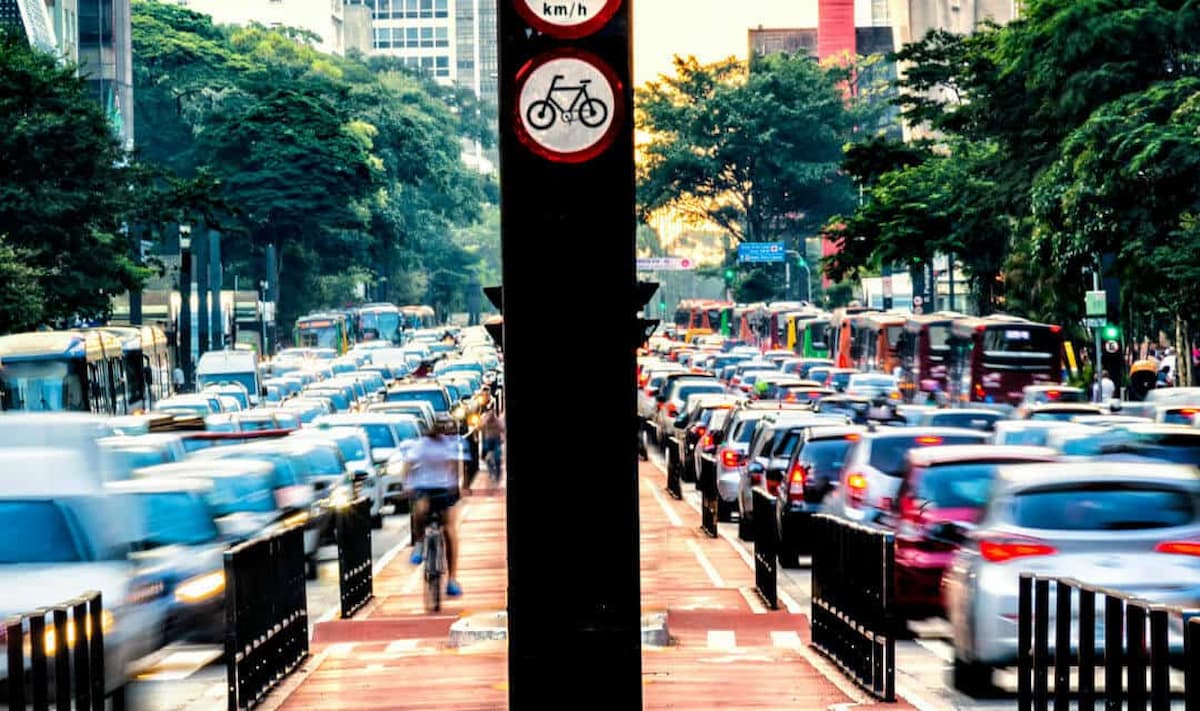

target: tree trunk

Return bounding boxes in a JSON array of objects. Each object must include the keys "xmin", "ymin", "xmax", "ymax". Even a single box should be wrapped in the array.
[{"xmin": 1176, "ymin": 314, "xmax": 1184, "ymax": 386}]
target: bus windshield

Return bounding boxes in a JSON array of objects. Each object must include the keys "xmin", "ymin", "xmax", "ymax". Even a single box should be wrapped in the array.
[
  {"xmin": 0, "ymin": 360, "xmax": 85, "ymax": 411},
  {"xmin": 361, "ymin": 311, "xmax": 401, "ymax": 341},
  {"xmin": 297, "ymin": 323, "xmax": 342, "ymax": 350},
  {"xmin": 981, "ymin": 326, "xmax": 1058, "ymax": 370}
]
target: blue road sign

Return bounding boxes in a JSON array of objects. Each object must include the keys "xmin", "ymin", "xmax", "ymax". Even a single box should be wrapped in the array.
[{"xmin": 737, "ymin": 241, "xmax": 785, "ymax": 263}]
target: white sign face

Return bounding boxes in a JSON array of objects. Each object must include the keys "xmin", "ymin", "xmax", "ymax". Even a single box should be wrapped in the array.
[
  {"xmin": 636, "ymin": 257, "xmax": 696, "ymax": 271},
  {"xmin": 522, "ymin": 0, "xmax": 613, "ymax": 27},
  {"xmin": 518, "ymin": 56, "xmax": 616, "ymax": 160}
]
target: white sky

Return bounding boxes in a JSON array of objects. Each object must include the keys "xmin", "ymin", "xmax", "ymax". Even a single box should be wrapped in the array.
[{"xmin": 633, "ymin": 0, "xmax": 820, "ymax": 86}]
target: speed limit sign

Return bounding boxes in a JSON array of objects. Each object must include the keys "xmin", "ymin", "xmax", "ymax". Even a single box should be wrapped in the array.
[{"xmin": 912, "ymin": 295, "xmax": 924, "ymax": 307}]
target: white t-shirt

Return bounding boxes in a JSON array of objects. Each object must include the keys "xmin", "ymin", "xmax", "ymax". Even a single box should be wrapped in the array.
[{"xmin": 404, "ymin": 435, "xmax": 465, "ymax": 491}]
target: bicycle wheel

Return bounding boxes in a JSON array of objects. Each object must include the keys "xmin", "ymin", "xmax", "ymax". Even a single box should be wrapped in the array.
[
  {"xmin": 579, "ymin": 98, "xmax": 608, "ymax": 128},
  {"xmin": 423, "ymin": 529, "xmax": 443, "ymax": 612},
  {"xmin": 525, "ymin": 100, "xmax": 556, "ymax": 130}
]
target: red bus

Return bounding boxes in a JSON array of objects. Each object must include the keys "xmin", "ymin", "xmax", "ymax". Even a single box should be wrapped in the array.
[
  {"xmin": 673, "ymin": 299, "xmax": 734, "ymax": 336},
  {"xmin": 829, "ymin": 305, "xmax": 876, "ymax": 368},
  {"xmin": 763, "ymin": 301, "xmax": 810, "ymax": 351},
  {"xmin": 897, "ymin": 311, "xmax": 963, "ymax": 402},
  {"xmin": 858, "ymin": 312, "xmax": 906, "ymax": 374},
  {"xmin": 946, "ymin": 315, "xmax": 1064, "ymax": 405}
]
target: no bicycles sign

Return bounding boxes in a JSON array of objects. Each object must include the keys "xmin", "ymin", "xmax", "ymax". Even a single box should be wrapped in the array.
[
  {"xmin": 514, "ymin": 0, "xmax": 622, "ymax": 38},
  {"xmin": 515, "ymin": 49, "xmax": 624, "ymax": 163}
]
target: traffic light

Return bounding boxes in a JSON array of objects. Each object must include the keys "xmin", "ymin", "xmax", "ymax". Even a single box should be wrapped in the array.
[
  {"xmin": 1101, "ymin": 323, "xmax": 1122, "ymax": 356},
  {"xmin": 723, "ymin": 267, "xmax": 736, "ymax": 284}
]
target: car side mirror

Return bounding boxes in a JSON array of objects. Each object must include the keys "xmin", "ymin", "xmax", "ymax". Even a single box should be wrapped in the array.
[{"xmin": 928, "ymin": 521, "xmax": 972, "ymax": 545}]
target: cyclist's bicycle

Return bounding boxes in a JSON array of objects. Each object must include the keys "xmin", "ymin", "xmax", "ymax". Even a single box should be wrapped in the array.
[
  {"xmin": 422, "ymin": 505, "xmax": 448, "ymax": 612},
  {"xmin": 526, "ymin": 74, "xmax": 609, "ymax": 130}
]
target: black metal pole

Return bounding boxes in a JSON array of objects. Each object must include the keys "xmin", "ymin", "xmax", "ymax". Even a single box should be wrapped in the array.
[
  {"xmin": 1128, "ymin": 602, "xmax": 1148, "ymax": 711},
  {"xmin": 1055, "ymin": 581, "xmax": 1072, "ymax": 711},
  {"xmin": 210, "ymin": 229, "xmax": 224, "ymax": 349},
  {"xmin": 1019, "ymin": 574, "xmax": 1033, "ymax": 711},
  {"xmin": 53, "ymin": 607, "xmax": 69, "ymax": 707},
  {"xmin": 30, "ymin": 610, "xmax": 48, "ymax": 711},
  {"xmin": 1149, "ymin": 607, "xmax": 1169, "ymax": 711},
  {"xmin": 1034, "ymin": 578, "xmax": 1050, "ymax": 711},
  {"xmin": 89, "ymin": 593, "xmax": 105, "ymax": 711},
  {"xmin": 6, "ymin": 616, "xmax": 24, "ymax": 710},
  {"xmin": 1079, "ymin": 587, "xmax": 1096, "ymax": 711},
  {"xmin": 179, "ymin": 232, "xmax": 193, "ymax": 386},
  {"xmin": 1104, "ymin": 594, "xmax": 1124, "ymax": 711},
  {"xmin": 72, "ymin": 598, "xmax": 91, "ymax": 711},
  {"xmin": 196, "ymin": 228, "xmax": 210, "ymax": 356},
  {"xmin": 1187, "ymin": 615, "xmax": 1200, "ymax": 711}
]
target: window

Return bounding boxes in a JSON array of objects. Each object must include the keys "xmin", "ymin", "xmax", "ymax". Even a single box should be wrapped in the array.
[
  {"xmin": 435, "ymin": 26, "xmax": 448, "ymax": 47},
  {"xmin": 435, "ymin": 0, "xmax": 448, "ymax": 17},
  {"xmin": 420, "ymin": 0, "xmax": 433, "ymax": 18},
  {"xmin": 435, "ymin": 55, "xmax": 450, "ymax": 77},
  {"xmin": 405, "ymin": 0, "xmax": 418, "ymax": 16},
  {"xmin": 1012, "ymin": 484, "xmax": 1196, "ymax": 531},
  {"xmin": 421, "ymin": 26, "xmax": 434, "ymax": 47},
  {"xmin": 373, "ymin": 27, "xmax": 391, "ymax": 48},
  {"xmin": 406, "ymin": 27, "xmax": 418, "ymax": 47}
]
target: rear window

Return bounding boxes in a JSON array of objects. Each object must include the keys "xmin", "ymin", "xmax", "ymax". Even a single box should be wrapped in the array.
[
  {"xmin": 1032, "ymin": 390, "xmax": 1086, "ymax": 404},
  {"xmin": 732, "ymin": 417, "xmax": 764, "ymax": 444},
  {"xmin": 386, "ymin": 389, "xmax": 449, "ymax": 412},
  {"xmin": 1012, "ymin": 484, "xmax": 1196, "ymax": 530},
  {"xmin": 674, "ymin": 384, "xmax": 725, "ymax": 403},
  {"xmin": 928, "ymin": 412, "xmax": 1001, "ymax": 431},
  {"xmin": 0, "ymin": 501, "xmax": 83, "ymax": 563},
  {"xmin": 913, "ymin": 464, "xmax": 998, "ymax": 509},
  {"xmin": 868, "ymin": 434, "xmax": 986, "ymax": 475},
  {"xmin": 798, "ymin": 439, "xmax": 853, "ymax": 476}
]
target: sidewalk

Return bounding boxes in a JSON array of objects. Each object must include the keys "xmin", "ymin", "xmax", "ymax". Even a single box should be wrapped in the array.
[{"xmin": 259, "ymin": 463, "xmax": 909, "ymax": 710}]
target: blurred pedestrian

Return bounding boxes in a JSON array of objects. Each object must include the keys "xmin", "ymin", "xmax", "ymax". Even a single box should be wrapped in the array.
[{"xmin": 479, "ymin": 406, "xmax": 505, "ymax": 486}]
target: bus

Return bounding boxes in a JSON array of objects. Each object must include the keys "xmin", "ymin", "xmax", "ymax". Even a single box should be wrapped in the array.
[
  {"xmin": 897, "ymin": 311, "xmax": 963, "ymax": 402},
  {"xmin": 673, "ymin": 299, "xmax": 734, "ymax": 337},
  {"xmin": 762, "ymin": 302, "xmax": 809, "ymax": 350},
  {"xmin": 858, "ymin": 313, "xmax": 907, "ymax": 374},
  {"xmin": 946, "ymin": 314, "xmax": 1064, "ymax": 406},
  {"xmin": 784, "ymin": 309, "xmax": 823, "ymax": 353},
  {"xmin": 829, "ymin": 305, "xmax": 877, "ymax": 368},
  {"xmin": 356, "ymin": 303, "xmax": 403, "ymax": 344},
  {"xmin": 92, "ymin": 325, "xmax": 173, "ymax": 412},
  {"xmin": 732, "ymin": 303, "xmax": 765, "ymax": 346},
  {"xmin": 798, "ymin": 317, "xmax": 831, "ymax": 358},
  {"xmin": 0, "ymin": 330, "xmax": 129, "ymax": 414},
  {"xmin": 294, "ymin": 312, "xmax": 352, "ymax": 354},
  {"xmin": 399, "ymin": 305, "xmax": 438, "ymax": 332}
]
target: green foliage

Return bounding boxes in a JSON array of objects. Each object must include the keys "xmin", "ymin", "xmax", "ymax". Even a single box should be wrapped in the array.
[{"xmin": 0, "ymin": 237, "xmax": 45, "ymax": 332}]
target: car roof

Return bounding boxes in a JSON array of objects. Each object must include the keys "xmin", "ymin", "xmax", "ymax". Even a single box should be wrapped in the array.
[
  {"xmin": 134, "ymin": 459, "xmax": 275, "ymax": 478},
  {"xmin": 906, "ymin": 445, "xmax": 1058, "ymax": 467},
  {"xmin": 804, "ymin": 425, "xmax": 868, "ymax": 441},
  {"xmin": 105, "ymin": 477, "xmax": 214, "ymax": 495},
  {"xmin": 993, "ymin": 461, "xmax": 1200, "ymax": 492},
  {"xmin": 862, "ymin": 426, "xmax": 989, "ymax": 441}
]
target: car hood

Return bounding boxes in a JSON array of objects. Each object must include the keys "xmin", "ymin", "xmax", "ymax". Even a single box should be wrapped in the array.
[
  {"xmin": 129, "ymin": 544, "xmax": 226, "ymax": 583},
  {"xmin": 0, "ymin": 562, "xmax": 135, "ymax": 617},
  {"xmin": 371, "ymin": 447, "xmax": 395, "ymax": 465}
]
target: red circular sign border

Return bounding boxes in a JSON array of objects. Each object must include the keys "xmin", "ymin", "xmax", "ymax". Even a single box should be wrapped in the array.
[
  {"xmin": 513, "ymin": 48, "xmax": 625, "ymax": 165},
  {"xmin": 513, "ymin": 0, "xmax": 622, "ymax": 40}
]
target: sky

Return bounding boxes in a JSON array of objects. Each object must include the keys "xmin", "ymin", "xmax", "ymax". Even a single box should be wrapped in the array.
[{"xmin": 632, "ymin": 0, "xmax": 820, "ymax": 86}]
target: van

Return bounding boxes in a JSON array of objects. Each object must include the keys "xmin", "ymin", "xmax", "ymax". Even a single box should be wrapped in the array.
[{"xmin": 195, "ymin": 350, "xmax": 261, "ymax": 406}]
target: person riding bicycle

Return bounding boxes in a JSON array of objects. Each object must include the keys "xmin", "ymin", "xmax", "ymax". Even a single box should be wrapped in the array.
[
  {"xmin": 478, "ymin": 405, "xmax": 505, "ymax": 484},
  {"xmin": 404, "ymin": 428, "xmax": 467, "ymax": 597}
]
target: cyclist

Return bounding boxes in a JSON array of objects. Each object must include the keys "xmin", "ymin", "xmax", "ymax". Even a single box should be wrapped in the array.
[
  {"xmin": 404, "ymin": 428, "xmax": 467, "ymax": 597},
  {"xmin": 478, "ymin": 405, "xmax": 505, "ymax": 485}
]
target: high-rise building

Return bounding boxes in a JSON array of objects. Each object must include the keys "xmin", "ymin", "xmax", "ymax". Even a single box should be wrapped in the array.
[
  {"xmin": 452, "ymin": 0, "xmax": 496, "ymax": 107},
  {"xmin": 356, "ymin": 0, "xmax": 454, "ymax": 81},
  {"xmin": 176, "ymin": 0, "xmax": 348, "ymax": 56}
]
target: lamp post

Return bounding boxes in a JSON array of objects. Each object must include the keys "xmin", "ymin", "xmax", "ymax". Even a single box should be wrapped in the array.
[
  {"xmin": 259, "ymin": 280, "xmax": 269, "ymax": 356},
  {"xmin": 785, "ymin": 250, "xmax": 812, "ymax": 303},
  {"xmin": 178, "ymin": 224, "xmax": 193, "ymax": 387}
]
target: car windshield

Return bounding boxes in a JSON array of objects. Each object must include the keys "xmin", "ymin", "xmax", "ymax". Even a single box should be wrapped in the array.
[
  {"xmin": 913, "ymin": 464, "xmax": 999, "ymax": 509},
  {"xmin": 675, "ymin": 383, "xmax": 724, "ymax": 402},
  {"xmin": 0, "ymin": 360, "xmax": 84, "ymax": 411},
  {"xmin": 868, "ymin": 434, "xmax": 986, "ymax": 476},
  {"xmin": 1012, "ymin": 483, "xmax": 1196, "ymax": 530},
  {"xmin": 394, "ymin": 421, "xmax": 421, "ymax": 440},
  {"xmin": 1030, "ymin": 411, "xmax": 1085, "ymax": 422},
  {"xmin": 298, "ymin": 447, "xmax": 344, "ymax": 476},
  {"xmin": 386, "ymin": 389, "xmax": 449, "ymax": 412},
  {"xmin": 360, "ymin": 424, "xmax": 396, "ymax": 449},
  {"xmin": 137, "ymin": 492, "xmax": 220, "ymax": 546},
  {"xmin": 798, "ymin": 439, "xmax": 853, "ymax": 476},
  {"xmin": 0, "ymin": 501, "xmax": 84, "ymax": 563},
  {"xmin": 206, "ymin": 476, "xmax": 278, "ymax": 515},
  {"xmin": 996, "ymin": 427, "xmax": 1052, "ymax": 447},
  {"xmin": 732, "ymin": 417, "xmax": 764, "ymax": 444},
  {"xmin": 830, "ymin": 372, "xmax": 854, "ymax": 389},
  {"xmin": 322, "ymin": 436, "xmax": 367, "ymax": 463}
]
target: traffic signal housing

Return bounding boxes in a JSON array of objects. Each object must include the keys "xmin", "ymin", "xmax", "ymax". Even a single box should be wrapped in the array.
[
  {"xmin": 1101, "ymin": 324, "xmax": 1121, "ymax": 355},
  {"xmin": 723, "ymin": 267, "xmax": 735, "ymax": 284}
]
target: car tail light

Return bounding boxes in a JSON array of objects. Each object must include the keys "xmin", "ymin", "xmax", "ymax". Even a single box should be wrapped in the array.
[
  {"xmin": 979, "ymin": 538, "xmax": 1058, "ymax": 563},
  {"xmin": 915, "ymin": 436, "xmax": 943, "ymax": 445},
  {"xmin": 844, "ymin": 433, "xmax": 860, "ymax": 441},
  {"xmin": 1046, "ymin": 390, "xmax": 1060, "ymax": 400},
  {"xmin": 1155, "ymin": 541, "xmax": 1200, "ymax": 556},
  {"xmin": 720, "ymin": 448, "xmax": 744, "ymax": 468},
  {"xmin": 693, "ymin": 425, "xmax": 707, "ymax": 438},
  {"xmin": 1176, "ymin": 408, "xmax": 1200, "ymax": 417},
  {"xmin": 700, "ymin": 432, "xmax": 715, "ymax": 450},
  {"xmin": 846, "ymin": 472, "xmax": 868, "ymax": 506},
  {"xmin": 784, "ymin": 392, "xmax": 797, "ymax": 402},
  {"xmin": 974, "ymin": 384, "xmax": 985, "ymax": 398},
  {"xmin": 766, "ymin": 478, "xmax": 780, "ymax": 496},
  {"xmin": 666, "ymin": 403, "xmax": 678, "ymax": 417},
  {"xmin": 787, "ymin": 462, "xmax": 807, "ymax": 502}
]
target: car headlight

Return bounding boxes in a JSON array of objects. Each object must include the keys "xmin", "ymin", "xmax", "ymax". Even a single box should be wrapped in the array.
[
  {"xmin": 330, "ymin": 487, "xmax": 353, "ymax": 509},
  {"xmin": 175, "ymin": 571, "xmax": 226, "ymax": 604},
  {"xmin": 452, "ymin": 406, "xmax": 465, "ymax": 420},
  {"xmin": 40, "ymin": 610, "xmax": 114, "ymax": 655},
  {"xmin": 467, "ymin": 413, "xmax": 480, "ymax": 428}
]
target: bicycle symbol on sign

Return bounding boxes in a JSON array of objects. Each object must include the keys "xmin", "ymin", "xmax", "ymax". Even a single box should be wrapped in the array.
[{"xmin": 525, "ymin": 74, "xmax": 609, "ymax": 131}]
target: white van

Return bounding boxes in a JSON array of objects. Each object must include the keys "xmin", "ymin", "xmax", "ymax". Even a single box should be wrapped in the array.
[{"xmin": 195, "ymin": 350, "xmax": 261, "ymax": 406}]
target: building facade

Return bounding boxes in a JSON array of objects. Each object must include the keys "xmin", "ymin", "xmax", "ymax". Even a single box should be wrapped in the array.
[{"xmin": 356, "ymin": 0, "xmax": 454, "ymax": 80}]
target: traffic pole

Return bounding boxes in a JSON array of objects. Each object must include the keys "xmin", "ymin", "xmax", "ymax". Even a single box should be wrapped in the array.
[{"xmin": 499, "ymin": 1, "xmax": 642, "ymax": 708}]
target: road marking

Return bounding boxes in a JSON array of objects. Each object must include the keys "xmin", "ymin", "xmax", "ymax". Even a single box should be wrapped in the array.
[
  {"xmin": 385, "ymin": 639, "xmax": 422, "ymax": 654},
  {"xmin": 686, "ymin": 539, "xmax": 726, "ymax": 587},
  {"xmin": 646, "ymin": 476, "xmax": 684, "ymax": 527},
  {"xmin": 707, "ymin": 630, "xmax": 737, "ymax": 650},
  {"xmin": 327, "ymin": 643, "xmax": 354, "ymax": 657},
  {"xmin": 770, "ymin": 630, "xmax": 803, "ymax": 650},
  {"xmin": 915, "ymin": 638, "xmax": 955, "ymax": 665},
  {"xmin": 133, "ymin": 646, "xmax": 223, "ymax": 681},
  {"xmin": 738, "ymin": 586, "xmax": 769, "ymax": 614}
]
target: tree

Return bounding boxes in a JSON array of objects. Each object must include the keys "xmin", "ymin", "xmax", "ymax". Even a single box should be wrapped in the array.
[
  {"xmin": 637, "ymin": 53, "xmax": 861, "ymax": 247},
  {"xmin": 0, "ymin": 31, "xmax": 148, "ymax": 325},
  {"xmin": 0, "ymin": 238, "xmax": 45, "ymax": 332}
]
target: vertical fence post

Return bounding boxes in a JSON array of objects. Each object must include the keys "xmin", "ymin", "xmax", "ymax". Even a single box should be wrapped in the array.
[
  {"xmin": 1019, "ymin": 574, "xmax": 1033, "ymax": 711},
  {"xmin": 89, "ymin": 592, "xmax": 105, "ymax": 711},
  {"xmin": 53, "ymin": 606, "xmax": 70, "ymax": 707},
  {"xmin": 1186, "ymin": 615, "xmax": 1200, "ymax": 711},
  {"xmin": 1127, "ymin": 602, "xmax": 1147, "ymax": 711},
  {"xmin": 1104, "ymin": 594, "xmax": 1123, "ymax": 711},
  {"xmin": 29, "ymin": 610, "xmax": 48, "ymax": 711},
  {"xmin": 224, "ymin": 548, "xmax": 239, "ymax": 711},
  {"xmin": 1148, "ymin": 607, "xmax": 1169, "ymax": 711},
  {"xmin": 6, "ymin": 616, "xmax": 25, "ymax": 710},
  {"xmin": 1034, "ymin": 577, "xmax": 1051, "ymax": 711},
  {"xmin": 1054, "ymin": 580, "xmax": 1072, "ymax": 711},
  {"xmin": 72, "ymin": 598, "xmax": 91, "ymax": 711},
  {"xmin": 881, "ymin": 529, "xmax": 895, "ymax": 703},
  {"xmin": 1078, "ymin": 587, "xmax": 1096, "ymax": 711}
]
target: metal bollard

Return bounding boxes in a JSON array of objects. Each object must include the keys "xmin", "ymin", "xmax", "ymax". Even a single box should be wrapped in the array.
[
  {"xmin": 72, "ymin": 598, "xmax": 91, "ymax": 711},
  {"xmin": 1019, "ymin": 574, "xmax": 1033, "ymax": 711},
  {"xmin": 1127, "ymin": 602, "xmax": 1147, "ymax": 711},
  {"xmin": 29, "ymin": 610, "xmax": 48, "ymax": 711},
  {"xmin": 6, "ymin": 615, "xmax": 24, "ymax": 710},
  {"xmin": 1104, "ymin": 595, "xmax": 1123, "ymax": 711},
  {"xmin": 89, "ymin": 592, "xmax": 105, "ymax": 711},
  {"xmin": 1034, "ymin": 578, "xmax": 1050, "ymax": 711},
  {"xmin": 1054, "ymin": 581, "xmax": 1072, "ymax": 711},
  {"xmin": 53, "ymin": 606, "xmax": 69, "ymax": 708},
  {"xmin": 1149, "ymin": 607, "xmax": 1169, "ymax": 711},
  {"xmin": 1078, "ymin": 587, "xmax": 1096, "ymax": 711},
  {"xmin": 752, "ymin": 489, "xmax": 777, "ymax": 610},
  {"xmin": 1186, "ymin": 615, "xmax": 1200, "ymax": 711}
]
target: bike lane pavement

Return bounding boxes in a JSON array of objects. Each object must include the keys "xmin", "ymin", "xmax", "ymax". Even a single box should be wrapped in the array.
[{"xmin": 257, "ymin": 464, "xmax": 910, "ymax": 710}]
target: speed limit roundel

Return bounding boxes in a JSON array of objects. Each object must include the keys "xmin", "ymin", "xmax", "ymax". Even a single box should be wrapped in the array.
[{"xmin": 514, "ymin": 0, "xmax": 622, "ymax": 39}]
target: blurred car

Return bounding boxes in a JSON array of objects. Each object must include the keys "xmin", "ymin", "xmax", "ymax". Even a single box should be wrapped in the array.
[
  {"xmin": 771, "ymin": 425, "xmax": 866, "ymax": 567},
  {"xmin": 845, "ymin": 373, "xmax": 901, "ymax": 401},
  {"xmin": 824, "ymin": 427, "xmax": 991, "ymax": 523},
  {"xmin": 944, "ymin": 462, "xmax": 1200, "ymax": 695},
  {"xmin": 915, "ymin": 408, "xmax": 1006, "ymax": 433},
  {"xmin": 99, "ymin": 434, "xmax": 187, "ymax": 479},
  {"xmin": 152, "ymin": 394, "xmax": 220, "ymax": 418},
  {"xmin": 309, "ymin": 415, "xmax": 423, "ymax": 517},
  {"xmin": 776, "ymin": 386, "xmax": 837, "ymax": 407},
  {"xmin": 1071, "ymin": 414, "xmax": 1153, "ymax": 427},
  {"xmin": 1013, "ymin": 385, "xmax": 1088, "ymax": 418},
  {"xmin": 655, "ymin": 376, "xmax": 726, "ymax": 459},
  {"xmin": 710, "ymin": 408, "xmax": 774, "ymax": 521},
  {"xmin": 991, "ymin": 419, "xmax": 1083, "ymax": 447},
  {"xmin": 277, "ymin": 397, "xmax": 333, "ymax": 424},
  {"xmin": 289, "ymin": 425, "xmax": 387, "ymax": 516},
  {"xmin": 365, "ymin": 400, "xmax": 436, "ymax": 433},
  {"xmin": 0, "ymin": 449, "xmax": 171, "ymax": 696},
  {"xmin": 1020, "ymin": 402, "xmax": 1105, "ymax": 422},
  {"xmin": 384, "ymin": 383, "xmax": 456, "ymax": 434},
  {"xmin": 881, "ymin": 445, "xmax": 1058, "ymax": 619},
  {"xmin": 670, "ymin": 394, "xmax": 739, "ymax": 484},
  {"xmin": 824, "ymin": 368, "xmax": 860, "ymax": 393},
  {"xmin": 201, "ymin": 383, "xmax": 252, "ymax": 411}
]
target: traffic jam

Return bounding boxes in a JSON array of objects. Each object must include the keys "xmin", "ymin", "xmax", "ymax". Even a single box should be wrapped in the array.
[
  {"xmin": 0, "ymin": 311, "xmax": 502, "ymax": 703},
  {"xmin": 639, "ymin": 299, "xmax": 1200, "ymax": 699}
]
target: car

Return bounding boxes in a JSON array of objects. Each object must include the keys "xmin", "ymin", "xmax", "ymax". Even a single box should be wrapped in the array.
[
  {"xmin": 740, "ymin": 412, "xmax": 851, "ymax": 540},
  {"xmin": 309, "ymin": 414, "xmax": 424, "ymax": 515},
  {"xmin": 384, "ymin": 383, "xmax": 456, "ymax": 434},
  {"xmin": 771, "ymin": 425, "xmax": 866, "ymax": 567},
  {"xmin": 655, "ymin": 376, "xmax": 726, "ymax": 457},
  {"xmin": 1070, "ymin": 414, "xmax": 1153, "ymax": 427},
  {"xmin": 201, "ymin": 382, "xmax": 252, "ymax": 411},
  {"xmin": 824, "ymin": 427, "xmax": 992, "ymax": 523},
  {"xmin": 636, "ymin": 366, "xmax": 690, "ymax": 443},
  {"xmin": 669, "ymin": 394, "xmax": 740, "ymax": 484},
  {"xmin": 844, "ymin": 373, "xmax": 902, "ymax": 401},
  {"xmin": 153, "ymin": 394, "xmax": 220, "ymax": 418},
  {"xmin": 277, "ymin": 397, "xmax": 334, "ymax": 424},
  {"xmin": 0, "ymin": 449, "xmax": 171, "ymax": 696},
  {"xmin": 365, "ymin": 400, "xmax": 436, "ymax": 432},
  {"xmin": 915, "ymin": 408, "xmax": 1006, "ymax": 433},
  {"xmin": 991, "ymin": 419, "xmax": 1084, "ymax": 447},
  {"xmin": 944, "ymin": 461, "xmax": 1200, "ymax": 695},
  {"xmin": 1013, "ymin": 385, "xmax": 1088, "ymax": 418},
  {"xmin": 289, "ymin": 425, "xmax": 388, "ymax": 517},
  {"xmin": 709, "ymin": 408, "xmax": 775, "ymax": 522},
  {"xmin": 775, "ymin": 385, "xmax": 837, "ymax": 407},
  {"xmin": 1020, "ymin": 402, "xmax": 1106, "ymax": 422},
  {"xmin": 880, "ymin": 445, "xmax": 1058, "ymax": 619},
  {"xmin": 99, "ymin": 434, "xmax": 187, "ymax": 479}
]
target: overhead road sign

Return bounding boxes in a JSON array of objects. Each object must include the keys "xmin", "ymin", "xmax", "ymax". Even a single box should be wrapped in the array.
[
  {"xmin": 636, "ymin": 257, "xmax": 695, "ymax": 271},
  {"xmin": 737, "ymin": 241, "xmax": 785, "ymax": 263}
]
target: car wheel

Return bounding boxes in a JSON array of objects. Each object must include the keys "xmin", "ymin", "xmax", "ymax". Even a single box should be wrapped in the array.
[
  {"xmin": 951, "ymin": 656, "xmax": 996, "ymax": 698},
  {"xmin": 371, "ymin": 513, "xmax": 384, "ymax": 529}
]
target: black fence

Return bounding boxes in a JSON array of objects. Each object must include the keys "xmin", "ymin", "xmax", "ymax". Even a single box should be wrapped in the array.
[
  {"xmin": 225, "ymin": 524, "xmax": 309, "ymax": 710},
  {"xmin": 665, "ymin": 442, "xmax": 683, "ymax": 500},
  {"xmin": 336, "ymin": 497, "xmax": 375, "ymax": 619},
  {"xmin": 810, "ymin": 514, "xmax": 896, "ymax": 701},
  {"xmin": 1017, "ymin": 573, "xmax": 1200, "ymax": 711},
  {"xmin": 751, "ymin": 487, "xmax": 778, "ymax": 610},
  {"xmin": 699, "ymin": 463, "xmax": 718, "ymax": 538},
  {"xmin": 3, "ymin": 590, "xmax": 111, "ymax": 710}
]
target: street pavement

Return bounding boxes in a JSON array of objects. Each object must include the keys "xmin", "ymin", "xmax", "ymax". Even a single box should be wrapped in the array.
[{"xmin": 247, "ymin": 460, "xmax": 915, "ymax": 710}]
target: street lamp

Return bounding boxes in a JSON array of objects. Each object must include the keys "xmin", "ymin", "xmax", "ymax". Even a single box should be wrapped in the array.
[
  {"xmin": 259, "ymin": 279, "xmax": 269, "ymax": 356},
  {"xmin": 785, "ymin": 250, "xmax": 812, "ymax": 303},
  {"xmin": 178, "ymin": 224, "xmax": 193, "ymax": 388}
]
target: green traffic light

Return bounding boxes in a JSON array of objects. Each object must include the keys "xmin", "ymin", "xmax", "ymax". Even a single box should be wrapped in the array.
[
  {"xmin": 723, "ymin": 268, "xmax": 735, "ymax": 280},
  {"xmin": 1102, "ymin": 324, "xmax": 1120, "ymax": 339}
]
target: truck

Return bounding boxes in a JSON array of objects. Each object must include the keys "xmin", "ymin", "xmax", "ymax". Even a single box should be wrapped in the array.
[{"xmin": 195, "ymin": 350, "xmax": 262, "ymax": 406}]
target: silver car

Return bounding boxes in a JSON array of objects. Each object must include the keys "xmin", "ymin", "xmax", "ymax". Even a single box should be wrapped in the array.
[{"xmin": 943, "ymin": 461, "xmax": 1200, "ymax": 694}]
